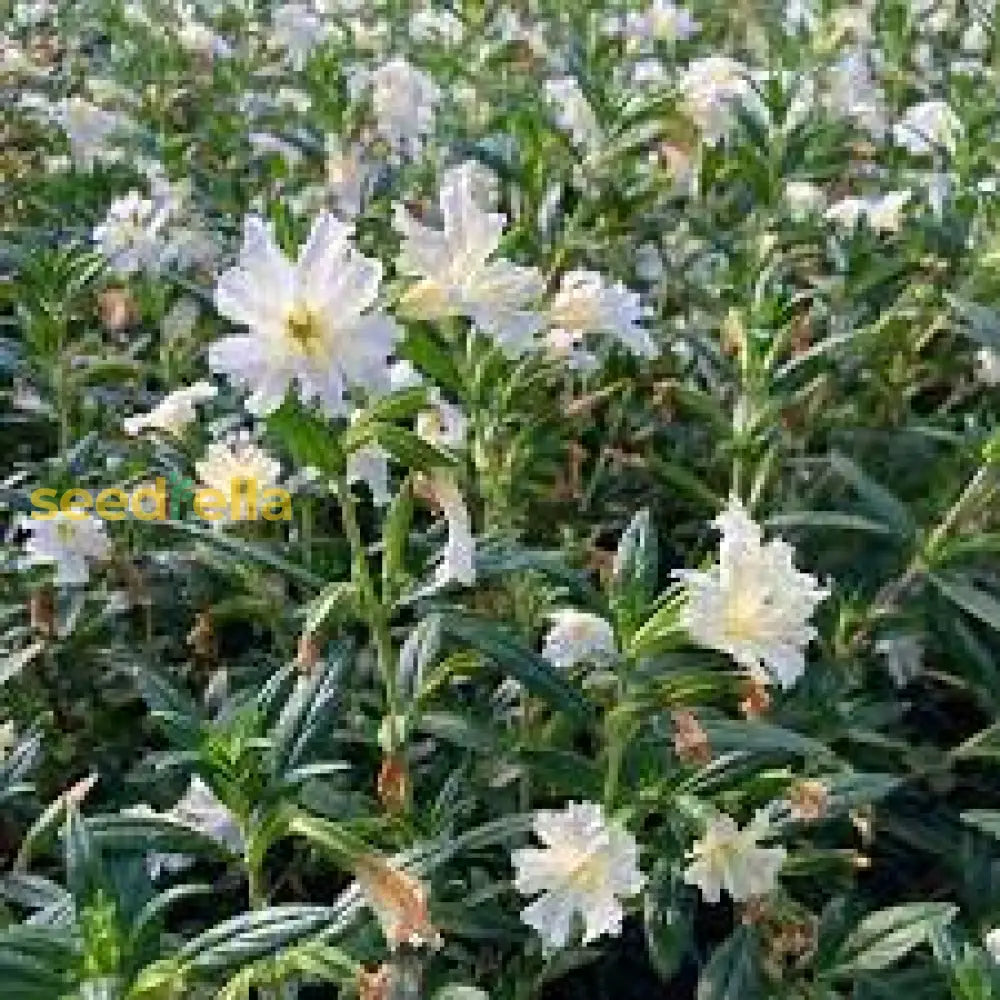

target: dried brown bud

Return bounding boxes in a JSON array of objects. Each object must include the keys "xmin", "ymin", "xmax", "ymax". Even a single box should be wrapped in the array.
[
  {"xmin": 186, "ymin": 611, "xmax": 215, "ymax": 659},
  {"xmin": 354, "ymin": 855, "xmax": 440, "ymax": 951},
  {"xmin": 789, "ymin": 779, "xmax": 828, "ymax": 822},
  {"xmin": 29, "ymin": 586, "xmax": 56, "ymax": 637},
  {"xmin": 739, "ymin": 677, "xmax": 771, "ymax": 719},
  {"xmin": 377, "ymin": 753, "xmax": 410, "ymax": 815},
  {"xmin": 295, "ymin": 632, "xmax": 321, "ymax": 675},
  {"xmin": 672, "ymin": 709, "xmax": 712, "ymax": 766},
  {"xmin": 97, "ymin": 287, "xmax": 139, "ymax": 332},
  {"xmin": 357, "ymin": 964, "xmax": 393, "ymax": 1000},
  {"xmin": 740, "ymin": 897, "xmax": 771, "ymax": 925}
]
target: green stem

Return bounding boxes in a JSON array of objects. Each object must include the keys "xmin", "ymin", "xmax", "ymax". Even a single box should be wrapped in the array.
[{"xmin": 336, "ymin": 476, "xmax": 399, "ymax": 749}]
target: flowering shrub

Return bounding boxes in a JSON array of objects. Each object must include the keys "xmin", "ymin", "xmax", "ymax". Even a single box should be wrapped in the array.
[{"xmin": 2, "ymin": 0, "xmax": 1000, "ymax": 998}]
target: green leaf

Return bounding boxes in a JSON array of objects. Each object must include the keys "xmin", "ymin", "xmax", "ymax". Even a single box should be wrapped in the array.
[
  {"xmin": 397, "ymin": 324, "xmax": 464, "ymax": 397},
  {"xmin": 367, "ymin": 423, "xmax": 457, "ymax": 472},
  {"xmin": 437, "ymin": 613, "xmax": 594, "ymax": 722},
  {"xmin": 697, "ymin": 925, "xmax": 763, "ymax": 1000},
  {"xmin": 268, "ymin": 400, "xmax": 345, "ymax": 476},
  {"xmin": 829, "ymin": 902, "xmax": 958, "ymax": 976},
  {"xmin": 961, "ymin": 810, "xmax": 1000, "ymax": 839},
  {"xmin": 610, "ymin": 508, "xmax": 657, "ymax": 643},
  {"xmin": 930, "ymin": 574, "xmax": 1000, "ymax": 633},
  {"xmin": 644, "ymin": 861, "xmax": 694, "ymax": 983}
]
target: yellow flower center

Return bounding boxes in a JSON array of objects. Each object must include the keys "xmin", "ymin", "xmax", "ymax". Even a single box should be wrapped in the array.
[
  {"xmin": 56, "ymin": 520, "xmax": 77, "ymax": 543},
  {"xmin": 564, "ymin": 848, "xmax": 608, "ymax": 892},
  {"xmin": 285, "ymin": 304, "xmax": 323, "ymax": 353}
]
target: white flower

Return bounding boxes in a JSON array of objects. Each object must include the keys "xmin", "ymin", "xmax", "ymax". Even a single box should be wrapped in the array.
[
  {"xmin": 425, "ymin": 473, "xmax": 475, "ymax": 588},
  {"xmin": 370, "ymin": 58, "xmax": 440, "ymax": 157},
  {"xmin": 544, "ymin": 77, "xmax": 602, "ymax": 153},
  {"xmin": 542, "ymin": 611, "xmax": 617, "ymax": 671},
  {"xmin": 93, "ymin": 190, "xmax": 171, "ymax": 275},
  {"xmin": 894, "ymin": 100, "xmax": 961, "ymax": 156},
  {"xmin": 823, "ymin": 51, "xmax": 886, "ymax": 136},
  {"xmin": 171, "ymin": 776, "xmax": 245, "ymax": 854},
  {"xmin": 784, "ymin": 180, "xmax": 825, "ymax": 219},
  {"xmin": 124, "ymin": 381, "xmax": 217, "ymax": 437},
  {"xmin": 417, "ymin": 398, "xmax": 467, "ymax": 450},
  {"xmin": 210, "ymin": 213, "xmax": 400, "ymax": 416},
  {"xmin": 683, "ymin": 811, "xmax": 785, "ymax": 903},
  {"xmin": 678, "ymin": 56, "xmax": 764, "ymax": 143},
  {"xmin": 976, "ymin": 347, "xmax": 1000, "ymax": 386},
  {"xmin": 55, "ymin": 97, "xmax": 122, "ymax": 170},
  {"xmin": 985, "ymin": 927, "xmax": 1000, "ymax": 963},
  {"xmin": 624, "ymin": 0, "xmax": 699, "ymax": 43},
  {"xmin": 409, "ymin": 7, "xmax": 463, "ymax": 44},
  {"xmin": 548, "ymin": 270, "xmax": 657, "ymax": 358},
  {"xmin": 196, "ymin": 435, "xmax": 282, "ymax": 521},
  {"xmin": 19, "ymin": 512, "xmax": 110, "ymax": 586},
  {"xmin": 272, "ymin": 3, "xmax": 327, "ymax": 68},
  {"xmin": 825, "ymin": 191, "xmax": 911, "ymax": 234},
  {"xmin": 962, "ymin": 21, "xmax": 989, "ymax": 54},
  {"xmin": 346, "ymin": 411, "xmax": 391, "ymax": 506},
  {"xmin": 326, "ymin": 136, "xmax": 371, "ymax": 218},
  {"xmin": 676, "ymin": 499, "xmax": 829, "ymax": 688},
  {"xmin": 394, "ymin": 163, "xmax": 544, "ymax": 355},
  {"xmin": 512, "ymin": 802, "xmax": 645, "ymax": 951}
]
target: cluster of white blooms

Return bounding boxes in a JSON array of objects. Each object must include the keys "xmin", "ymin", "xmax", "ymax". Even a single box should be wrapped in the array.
[
  {"xmin": 512, "ymin": 802, "xmax": 645, "ymax": 950},
  {"xmin": 210, "ymin": 213, "xmax": 399, "ymax": 416},
  {"xmin": 677, "ymin": 499, "xmax": 829, "ymax": 689}
]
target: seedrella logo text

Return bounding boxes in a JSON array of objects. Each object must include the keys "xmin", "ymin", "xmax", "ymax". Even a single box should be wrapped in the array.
[{"xmin": 30, "ymin": 472, "xmax": 293, "ymax": 522}]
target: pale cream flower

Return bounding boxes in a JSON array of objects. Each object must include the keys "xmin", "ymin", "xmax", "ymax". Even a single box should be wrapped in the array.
[
  {"xmin": 93, "ymin": 190, "xmax": 171, "ymax": 275},
  {"xmin": 977, "ymin": 347, "xmax": 1000, "ymax": 386},
  {"xmin": 548, "ymin": 271, "xmax": 657, "ymax": 358},
  {"xmin": 683, "ymin": 811, "xmax": 785, "ymax": 903},
  {"xmin": 512, "ymin": 802, "xmax": 645, "ymax": 951},
  {"xmin": 195, "ymin": 435, "xmax": 282, "ymax": 521},
  {"xmin": 394, "ymin": 163, "xmax": 544, "ymax": 355},
  {"xmin": 677, "ymin": 499, "xmax": 828, "ymax": 688},
  {"xmin": 370, "ymin": 57, "xmax": 439, "ymax": 157},
  {"xmin": 123, "ymin": 381, "xmax": 216, "ymax": 437},
  {"xmin": 678, "ymin": 57, "xmax": 764, "ymax": 143},
  {"xmin": 784, "ymin": 180, "xmax": 825, "ymax": 219},
  {"xmin": 985, "ymin": 927, "xmax": 1000, "ymax": 963},
  {"xmin": 272, "ymin": 2, "xmax": 328, "ymax": 67},
  {"xmin": 19, "ymin": 512, "xmax": 111, "ymax": 586},
  {"xmin": 894, "ymin": 100, "xmax": 961, "ymax": 156},
  {"xmin": 210, "ymin": 213, "xmax": 399, "ymax": 416},
  {"xmin": 542, "ymin": 611, "xmax": 617, "ymax": 671},
  {"xmin": 55, "ymin": 96, "xmax": 122, "ymax": 170},
  {"xmin": 543, "ymin": 77, "xmax": 602, "ymax": 153}
]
